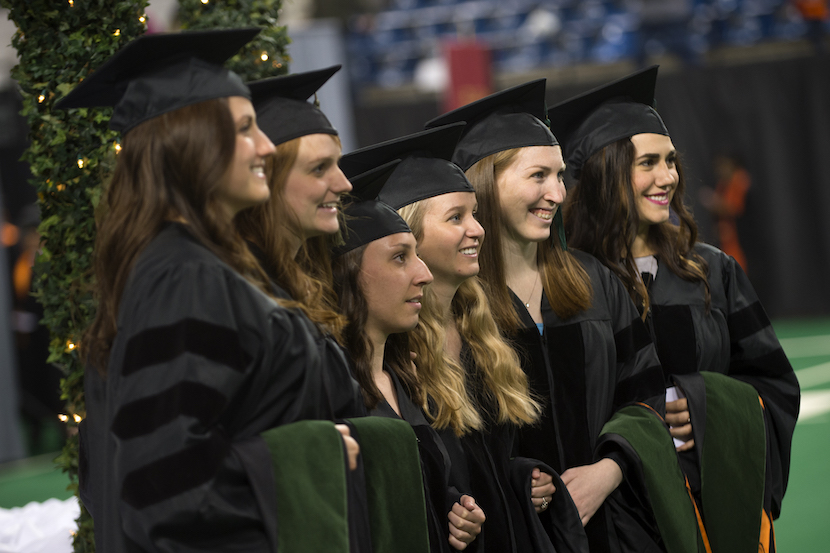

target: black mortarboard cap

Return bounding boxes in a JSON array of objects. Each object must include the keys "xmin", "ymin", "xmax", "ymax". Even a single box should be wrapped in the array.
[
  {"xmin": 334, "ymin": 160, "xmax": 412, "ymax": 257},
  {"xmin": 341, "ymin": 123, "xmax": 474, "ymax": 210},
  {"xmin": 248, "ymin": 65, "xmax": 340, "ymax": 146},
  {"xmin": 547, "ymin": 66, "xmax": 668, "ymax": 178},
  {"xmin": 54, "ymin": 28, "xmax": 259, "ymax": 133},
  {"xmin": 424, "ymin": 79, "xmax": 557, "ymax": 171}
]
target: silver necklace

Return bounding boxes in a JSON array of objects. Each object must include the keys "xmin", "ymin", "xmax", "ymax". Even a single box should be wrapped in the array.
[{"xmin": 524, "ymin": 272, "xmax": 540, "ymax": 309}]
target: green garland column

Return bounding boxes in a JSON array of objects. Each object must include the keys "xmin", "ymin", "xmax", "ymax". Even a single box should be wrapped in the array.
[
  {"xmin": 177, "ymin": 0, "xmax": 291, "ymax": 80},
  {"xmin": 0, "ymin": 1, "xmax": 149, "ymax": 550}
]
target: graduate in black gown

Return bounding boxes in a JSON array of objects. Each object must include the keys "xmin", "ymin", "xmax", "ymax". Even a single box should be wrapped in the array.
[
  {"xmin": 340, "ymin": 126, "xmax": 587, "ymax": 553},
  {"xmin": 236, "ymin": 67, "xmax": 366, "ymax": 419},
  {"xmin": 59, "ymin": 30, "xmax": 363, "ymax": 552},
  {"xmin": 331, "ymin": 165, "xmax": 485, "ymax": 553},
  {"xmin": 554, "ymin": 66, "xmax": 800, "ymax": 552},
  {"xmin": 426, "ymin": 81, "xmax": 670, "ymax": 553}
]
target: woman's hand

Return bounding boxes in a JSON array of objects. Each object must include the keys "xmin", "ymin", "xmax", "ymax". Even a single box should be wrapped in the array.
[
  {"xmin": 665, "ymin": 398, "xmax": 695, "ymax": 451},
  {"xmin": 335, "ymin": 424, "xmax": 360, "ymax": 470},
  {"xmin": 448, "ymin": 495, "xmax": 485, "ymax": 550},
  {"xmin": 530, "ymin": 466, "xmax": 557, "ymax": 513},
  {"xmin": 561, "ymin": 458, "xmax": 622, "ymax": 526}
]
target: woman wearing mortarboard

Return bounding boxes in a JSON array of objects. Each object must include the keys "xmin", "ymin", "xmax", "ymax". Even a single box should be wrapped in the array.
[
  {"xmin": 555, "ymin": 66, "xmax": 800, "ymax": 552},
  {"xmin": 426, "ymin": 80, "xmax": 670, "ymax": 552},
  {"xmin": 338, "ymin": 125, "xmax": 586, "ymax": 553},
  {"xmin": 235, "ymin": 67, "xmax": 367, "ymax": 420},
  {"xmin": 330, "ymin": 164, "xmax": 474, "ymax": 553},
  {"xmin": 58, "ymin": 29, "xmax": 369, "ymax": 552}
]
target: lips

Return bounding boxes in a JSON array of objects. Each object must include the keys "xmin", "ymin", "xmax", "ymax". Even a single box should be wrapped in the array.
[
  {"xmin": 405, "ymin": 295, "xmax": 423, "ymax": 306},
  {"xmin": 319, "ymin": 201, "xmax": 339, "ymax": 210},
  {"xmin": 530, "ymin": 208, "xmax": 553, "ymax": 221},
  {"xmin": 251, "ymin": 163, "xmax": 266, "ymax": 179},
  {"xmin": 645, "ymin": 193, "xmax": 670, "ymax": 206}
]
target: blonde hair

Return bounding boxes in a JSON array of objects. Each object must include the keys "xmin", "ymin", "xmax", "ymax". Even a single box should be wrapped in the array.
[
  {"xmin": 399, "ymin": 200, "xmax": 541, "ymax": 436},
  {"xmin": 465, "ymin": 148, "xmax": 593, "ymax": 331}
]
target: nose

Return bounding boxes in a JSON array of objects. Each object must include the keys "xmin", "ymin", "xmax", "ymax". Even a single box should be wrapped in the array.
[
  {"xmin": 330, "ymin": 164, "xmax": 352, "ymax": 194},
  {"xmin": 466, "ymin": 216, "xmax": 485, "ymax": 240},
  {"xmin": 414, "ymin": 256, "xmax": 434, "ymax": 286},
  {"xmin": 256, "ymin": 128, "xmax": 276, "ymax": 156},
  {"xmin": 656, "ymin": 162, "xmax": 678, "ymax": 187},
  {"xmin": 544, "ymin": 177, "xmax": 567, "ymax": 205}
]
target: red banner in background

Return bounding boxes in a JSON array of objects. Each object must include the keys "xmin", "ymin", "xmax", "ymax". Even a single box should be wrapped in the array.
[{"xmin": 443, "ymin": 41, "xmax": 492, "ymax": 112}]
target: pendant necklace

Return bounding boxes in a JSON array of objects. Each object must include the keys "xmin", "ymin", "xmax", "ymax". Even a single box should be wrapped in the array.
[{"xmin": 525, "ymin": 272, "xmax": 540, "ymax": 309}]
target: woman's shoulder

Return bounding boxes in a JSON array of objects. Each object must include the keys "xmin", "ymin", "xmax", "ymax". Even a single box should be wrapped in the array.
[{"xmin": 122, "ymin": 224, "xmax": 278, "ymax": 319}]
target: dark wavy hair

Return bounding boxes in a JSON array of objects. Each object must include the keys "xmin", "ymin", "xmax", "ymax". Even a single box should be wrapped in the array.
[
  {"xmin": 331, "ymin": 244, "xmax": 420, "ymax": 410},
  {"xmin": 563, "ymin": 137, "xmax": 709, "ymax": 316},
  {"xmin": 465, "ymin": 148, "xmax": 592, "ymax": 331},
  {"xmin": 83, "ymin": 98, "xmax": 273, "ymax": 376},
  {"xmin": 235, "ymin": 135, "xmax": 347, "ymax": 342}
]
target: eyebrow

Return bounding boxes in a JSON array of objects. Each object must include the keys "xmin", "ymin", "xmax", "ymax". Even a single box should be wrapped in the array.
[{"xmin": 388, "ymin": 241, "xmax": 413, "ymax": 251}]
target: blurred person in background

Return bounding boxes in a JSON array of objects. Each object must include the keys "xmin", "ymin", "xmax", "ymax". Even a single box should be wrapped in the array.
[{"xmin": 699, "ymin": 153, "xmax": 751, "ymax": 272}]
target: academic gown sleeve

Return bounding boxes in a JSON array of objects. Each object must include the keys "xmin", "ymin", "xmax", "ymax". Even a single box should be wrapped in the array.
[
  {"xmin": 649, "ymin": 244, "xmax": 799, "ymax": 519},
  {"xmin": 97, "ymin": 225, "xmax": 331, "ymax": 552}
]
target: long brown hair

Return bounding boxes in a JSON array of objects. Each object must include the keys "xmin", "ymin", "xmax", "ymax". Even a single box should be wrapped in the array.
[
  {"xmin": 235, "ymin": 135, "xmax": 346, "ymax": 341},
  {"xmin": 331, "ymin": 245, "xmax": 421, "ymax": 410},
  {"xmin": 83, "ymin": 98, "xmax": 273, "ymax": 376},
  {"xmin": 564, "ymin": 137, "xmax": 709, "ymax": 315},
  {"xmin": 399, "ymin": 200, "xmax": 541, "ymax": 435},
  {"xmin": 465, "ymin": 148, "xmax": 592, "ymax": 331}
]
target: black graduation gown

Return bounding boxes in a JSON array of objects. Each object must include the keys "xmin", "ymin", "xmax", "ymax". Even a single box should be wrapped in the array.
[
  {"xmin": 81, "ymin": 223, "xmax": 352, "ymax": 552},
  {"xmin": 436, "ymin": 346, "xmax": 568, "ymax": 553},
  {"xmin": 248, "ymin": 242, "xmax": 366, "ymax": 420},
  {"xmin": 647, "ymin": 244, "xmax": 799, "ymax": 526},
  {"xmin": 370, "ymin": 367, "xmax": 456, "ymax": 553},
  {"xmin": 512, "ymin": 249, "xmax": 668, "ymax": 553}
]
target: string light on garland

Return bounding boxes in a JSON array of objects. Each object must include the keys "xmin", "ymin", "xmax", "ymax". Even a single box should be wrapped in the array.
[
  {"xmin": 77, "ymin": 158, "xmax": 84, "ymax": 169},
  {"xmin": 201, "ymin": 0, "xmax": 209, "ymax": 4},
  {"xmin": 113, "ymin": 29, "xmax": 121, "ymax": 37},
  {"xmin": 37, "ymin": 94, "xmax": 45, "ymax": 103},
  {"xmin": 66, "ymin": 340, "xmax": 76, "ymax": 351},
  {"xmin": 73, "ymin": 414, "xmax": 83, "ymax": 423},
  {"xmin": 139, "ymin": 15, "xmax": 146, "ymax": 24},
  {"xmin": 68, "ymin": 0, "xmax": 74, "ymax": 6},
  {"xmin": 58, "ymin": 414, "xmax": 69, "ymax": 422},
  {"xmin": 260, "ymin": 51, "xmax": 269, "ymax": 61},
  {"xmin": 114, "ymin": 142, "xmax": 122, "ymax": 154}
]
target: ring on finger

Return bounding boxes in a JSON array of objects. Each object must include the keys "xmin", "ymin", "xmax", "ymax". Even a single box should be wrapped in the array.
[{"xmin": 540, "ymin": 497, "xmax": 549, "ymax": 510}]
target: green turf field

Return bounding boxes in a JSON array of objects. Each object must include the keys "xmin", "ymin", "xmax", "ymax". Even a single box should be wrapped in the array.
[
  {"xmin": 767, "ymin": 318, "xmax": 830, "ymax": 551},
  {"xmin": 2, "ymin": 318, "xmax": 829, "ymax": 549}
]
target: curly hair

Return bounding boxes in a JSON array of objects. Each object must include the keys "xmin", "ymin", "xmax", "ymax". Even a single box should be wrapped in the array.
[
  {"xmin": 83, "ymin": 98, "xmax": 273, "ymax": 376},
  {"xmin": 398, "ymin": 199, "xmax": 541, "ymax": 436},
  {"xmin": 235, "ymin": 135, "xmax": 347, "ymax": 342},
  {"xmin": 563, "ymin": 137, "xmax": 709, "ymax": 315},
  {"xmin": 464, "ymin": 148, "xmax": 592, "ymax": 331}
]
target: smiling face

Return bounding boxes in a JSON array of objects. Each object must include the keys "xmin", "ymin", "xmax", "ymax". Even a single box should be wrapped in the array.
[
  {"xmin": 359, "ymin": 232, "xmax": 434, "ymax": 342},
  {"xmin": 630, "ymin": 133, "xmax": 678, "ymax": 228},
  {"xmin": 283, "ymin": 133, "xmax": 352, "ymax": 240},
  {"xmin": 496, "ymin": 145, "xmax": 566, "ymax": 245},
  {"xmin": 218, "ymin": 96, "xmax": 276, "ymax": 217},
  {"xmin": 415, "ymin": 192, "xmax": 484, "ymax": 288}
]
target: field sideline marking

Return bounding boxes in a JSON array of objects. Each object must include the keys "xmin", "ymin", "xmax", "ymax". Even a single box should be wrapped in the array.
[
  {"xmin": 797, "ymin": 390, "xmax": 830, "ymax": 423},
  {"xmin": 779, "ymin": 335, "xmax": 830, "ymax": 359}
]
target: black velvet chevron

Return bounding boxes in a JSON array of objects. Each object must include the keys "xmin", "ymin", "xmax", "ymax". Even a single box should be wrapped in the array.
[
  {"xmin": 121, "ymin": 431, "xmax": 230, "ymax": 509},
  {"xmin": 122, "ymin": 318, "xmax": 252, "ymax": 376},
  {"xmin": 727, "ymin": 301, "xmax": 770, "ymax": 343},
  {"xmin": 111, "ymin": 380, "xmax": 228, "ymax": 440}
]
